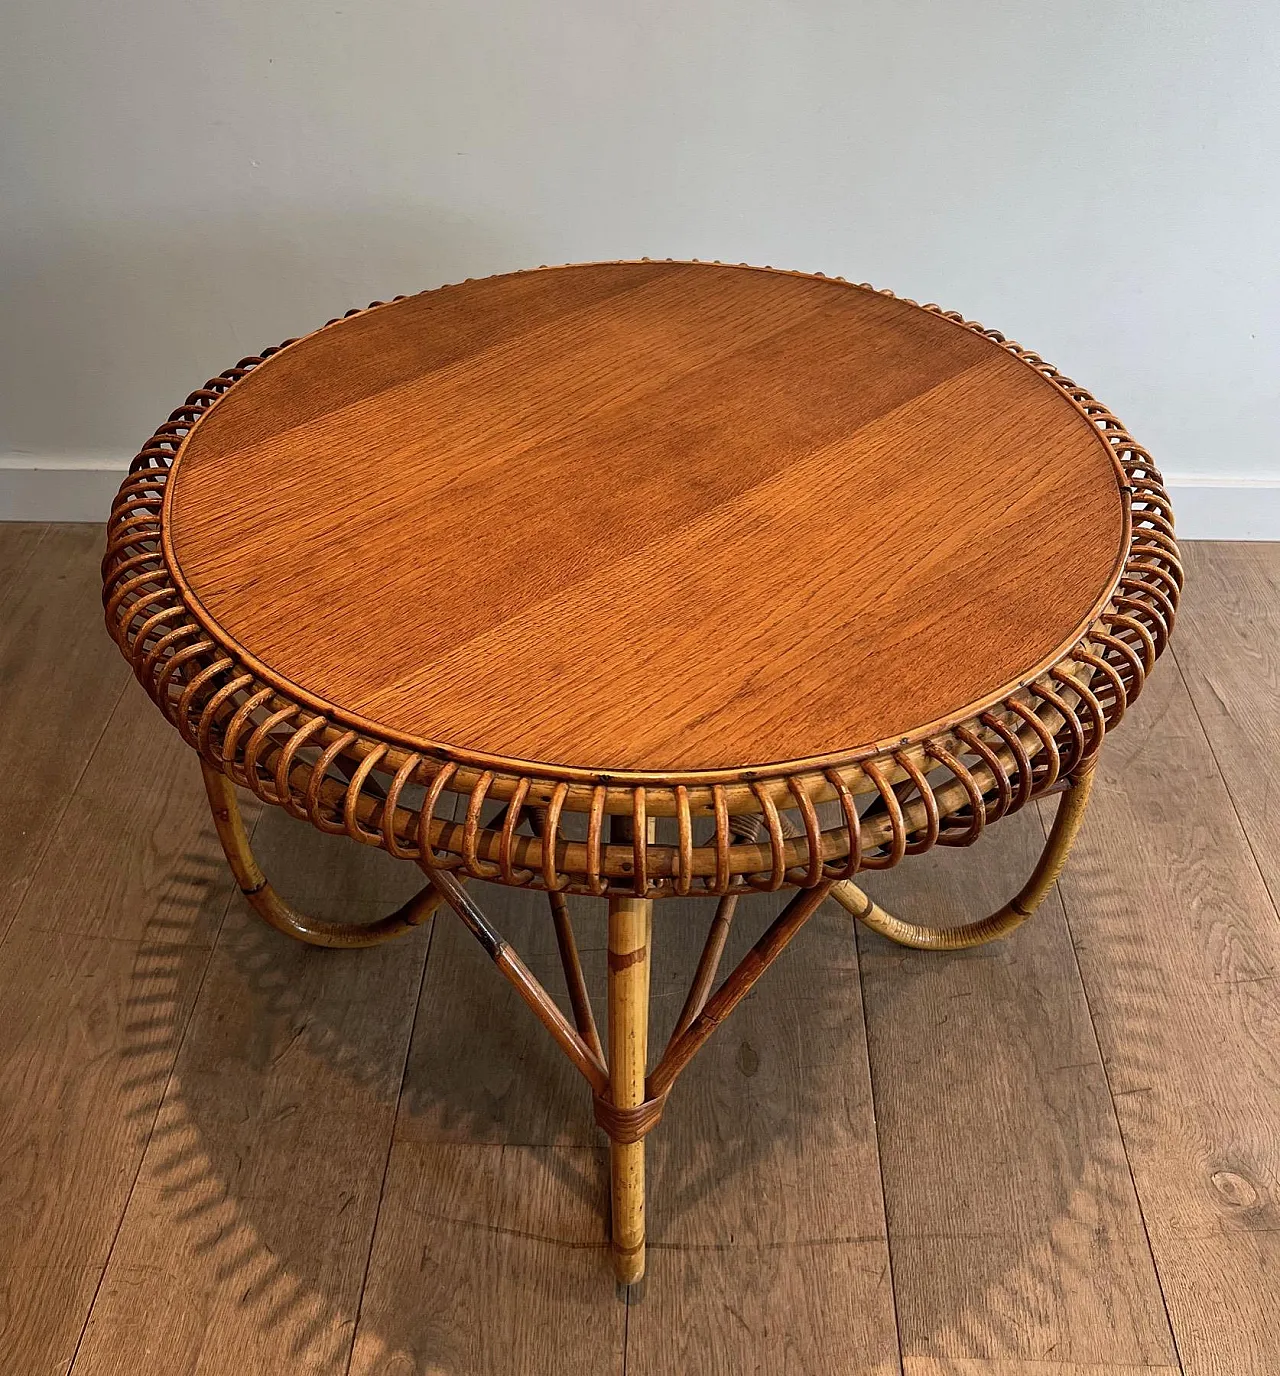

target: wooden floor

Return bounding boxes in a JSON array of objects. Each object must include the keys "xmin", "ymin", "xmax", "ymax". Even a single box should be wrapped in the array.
[{"xmin": 1, "ymin": 525, "xmax": 1277, "ymax": 1375}]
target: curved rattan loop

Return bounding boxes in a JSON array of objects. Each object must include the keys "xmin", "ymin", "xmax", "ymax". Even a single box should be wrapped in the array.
[
  {"xmin": 197, "ymin": 672, "xmax": 255, "ymax": 759},
  {"xmin": 1030, "ymin": 680, "xmax": 1088, "ymax": 776},
  {"xmin": 820, "ymin": 768, "xmax": 861, "ymax": 882},
  {"xmin": 585, "ymin": 786, "xmax": 608, "ymax": 897},
  {"xmin": 274, "ymin": 714, "xmax": 328, "ymax": 818},
  {"xmin": 543, "ymin": 782, "xmax": 571, "ymax": 893},
  {"xmin": 786, "ymin": 777, "xmax": 825, "ymax": 889},
  {"xmin": 955, "ymin": 725, "xmax": 1012, "ymax": 823},
  {"xmin": 749, "ymin": 782, "xmax": 787, "ymax": 892},
  {"xmin": 672, "ymin": 786, "xmax": 693, "ymax": 897},
  {"xmin": 1090, "ymin": 634, "xmax": 1145, "ymax": 705},
  {"xmin": 891, "ymin": 751, "xmax": 941, "ymax": 854},
  {"xmin": 858, "ymin": 759, "xmax": 908, "ymax": 871},
  {"xmin": 417, "ymin": 763, "xmax": 461, "ymax": 873},
  {"xmin": 928, "ymin": 743, "xmax": 987, "ymax": 847},
  {"xmin": 979, "ymin": 710, "xmax": 1034, "ymax": 813},
  {"xmin": 1051, "ymin": 665, "xmax": 1108, "ymax": 749},
  {"xmin": 383, "ymin": 752, "xmax": 424, "ymax": 860},
  {"xmin": 345, "ymin": 744, "xmax": 390, "ymax": 845},
  {"xmin": 221, "ymin": 686, "xmax": 275, "ymax": 769},
  {"xmin": 306, "ymin": 731, "xmax": 360, "ymax": 834},
  {"xmin": 461, "ymin": 773, "xmax": 501, "ymax": 880},
  {"xmin": 244, "ymin": 706, "xmax": 300, "ymax": 806},
  {"xmin": 1007, "ymin": 696, "xmax": 1062, "ymax": 790},
  {"xmin": 712, "ymin": 786, "xmax": 731, "ymax": 893},
  {"xmin": 497, "ymin": 777, "xmax": 533, "ymax": 886},
  {"xmin": 103, "ymin": 263, "xmax": 1179, "ymax": 898}
]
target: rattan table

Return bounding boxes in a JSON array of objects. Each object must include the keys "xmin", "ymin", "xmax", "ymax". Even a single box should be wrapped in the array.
[{"xmin": 103, "ymin": 260, "xmax": 1180, "ymax": 1283}]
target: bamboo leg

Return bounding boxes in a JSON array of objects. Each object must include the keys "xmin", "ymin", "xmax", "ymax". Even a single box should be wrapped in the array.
[
  {"xmin": 201, "ymin": 760, "xmax": 447, "ymax": 948},
  {"xmin": 830, "ymin": 756, "xmax": 1097, "ymax": 949},
  {"xmin": 528, "ymin": 807, "xmax": 605, "ymax": 1065},
  {"xmin": 549, "ymin": 889, "xmax": 607, "ymax": 1064},
  {"xmin": 649, "ymin": 880, "xmax": 833, "ymax": 1098},
  {"xmin": 664, "ymin": 892, "xmax": 739, "ymax": 1053},
  {"xmin": 425, "ymin": 867, "xmax": 609, "ymax": 1092},
  {"xmin": 607, "ymin": 890, "xmax": 652, "ymax": 1284}
]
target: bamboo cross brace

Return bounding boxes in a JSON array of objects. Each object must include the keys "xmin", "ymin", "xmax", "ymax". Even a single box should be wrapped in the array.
[
  {"xmin": 418, "ymin": 859, "xmax": 835, "ymax": 1109},
  {"xmin": 424, "ymin": 868, "xmax": 610, "ymax": 1095},
  {"xmin": 529, "ymin": 805, "xmax": 605, "ymax": 1066}
]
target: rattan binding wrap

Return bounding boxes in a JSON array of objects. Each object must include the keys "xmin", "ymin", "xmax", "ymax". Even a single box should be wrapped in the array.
[{"xmin": 102, "ymin": 263, "xmax": 1180, "ymax": 899}]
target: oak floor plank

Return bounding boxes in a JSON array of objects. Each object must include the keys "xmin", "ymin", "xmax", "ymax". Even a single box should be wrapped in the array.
[
  {"xmin": 1052, "ymin": 639, "xmax": 1280, "ymax": 1375},
  {"xmin": 1172, "ymin": 541, "xmax": 1280, "ymax": 901},
  {"xmin": 0, "ymin": 523, "xmax": 132, "ymax": 940},
  {"xmin": 13, "ymin": 686, "xmax": 250, "ymax": 948},
  {"xmin": 625, "ymin": 896, "xmax": 901, "ymax": 1376},
  {"xmin": 0, "ymin": 689, "xmax": 251, "ymax": 1375},
  {"xmin": 0, "ymin": 520, "xmax": 48, "ymax": 607},
  {"xmin": 350, "ymin": 885, "xmax": 622, "ymax": 1375},
  {"xmin": 68, "ymin": 810, "xmax": 438, "ymax": 1376},
  {"xmin": 856, "ymin": 805, "xmax": 1176, "ymax": 1369},
  {"xmin": 0, "ymin": 924, "xmax": 215, "ymax": 1376},
  {"xmin": 349, "ymin": 1141, "xmax": 620, "ymax": 1376},
  {"xmin": 903, "ymin": 1360, "xmax": 1178, "ymax": 1375}
]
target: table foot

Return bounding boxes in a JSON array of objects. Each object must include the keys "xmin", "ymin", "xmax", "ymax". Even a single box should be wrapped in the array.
[
  {"xmin": 830, "ymin": 755, "xmax": 1097, "ymax": 949},
  {"xmin": 201, "ymin": 761, "xmax": 447, "ymax": 948}
]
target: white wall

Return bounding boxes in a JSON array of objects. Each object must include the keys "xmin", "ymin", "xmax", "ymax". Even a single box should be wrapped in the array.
[{"xmin": 3, "ymin": 1, "xmax": 1278, "ymax": 533}]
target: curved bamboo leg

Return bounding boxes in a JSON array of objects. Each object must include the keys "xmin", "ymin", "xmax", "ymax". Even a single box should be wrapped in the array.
[
  {"xmin": 831, "ymin": 757, "xmax": 1096, "ymax": 950},
  {"xmin": 607, "ymin": 891, "xmax": 652, "ymax": 1284},
  {"xmin": 201, "ymin": 761, "xmax": 447, "ymax": 948}
]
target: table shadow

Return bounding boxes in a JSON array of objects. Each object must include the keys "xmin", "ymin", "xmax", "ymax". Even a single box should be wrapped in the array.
[{"xmin": 115, "ymin": 799, "xmax": 1165, "ymax": 1370}]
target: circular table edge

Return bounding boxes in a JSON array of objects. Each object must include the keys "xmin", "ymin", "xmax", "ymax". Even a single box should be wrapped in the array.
[{"xmin": 105, "ymin": 261, "xmax": 1181, "ymax": 811}]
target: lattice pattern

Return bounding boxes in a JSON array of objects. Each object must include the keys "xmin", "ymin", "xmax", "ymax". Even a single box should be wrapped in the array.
[{"xmin": 102, "ymin": 264, "xmax": 1180, "ymax": 899}]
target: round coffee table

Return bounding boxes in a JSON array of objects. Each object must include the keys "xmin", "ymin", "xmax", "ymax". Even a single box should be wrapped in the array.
[{"xmin": 103, "ymin": 260, "xmax": 1180, "ymax": 1283}]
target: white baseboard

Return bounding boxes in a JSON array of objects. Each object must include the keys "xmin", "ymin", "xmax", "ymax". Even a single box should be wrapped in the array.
[
  {"xmin": 1162, "ymin": 475, "xmax": 1280, "ymax": 541},
  {"xmin": 0, "ymin": 454, "xmax": 130, "ymax": 523},
  {"xmin": 2, "ymin": 455, "xmax": 1278, "ymax": 541}
]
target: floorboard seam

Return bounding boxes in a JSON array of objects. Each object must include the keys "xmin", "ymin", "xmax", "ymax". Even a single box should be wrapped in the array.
[
  {"xmin": 852, "ymin": 918, "xmax": 908, "ymax": 1376},
  {"xmin": 0, "ymin": 522, "xmax": 51, "ymax": 621},
  {"xmin": 339, "ymin": 903, "xmax": 440, "ymax": 1376},
  {"xmin": 1170, "ymin": 641, "xmax": 1280, "ymax": 933},
  {"xmin": 1034, "ymin": 802, "xmax": 1187, "ymax": 1376},
  {"xmin": 0, "ymin": 672, "xmax": 131, "ymax": 951},
  {"xmin": 63, "ymin": 798, "xmax": 244, "ymax": 1376}
]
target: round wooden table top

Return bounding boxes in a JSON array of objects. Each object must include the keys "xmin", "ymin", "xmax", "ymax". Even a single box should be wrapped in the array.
[{"xmin": 164, "ymin": 261, "xmax": 1130, "ymax": 778}]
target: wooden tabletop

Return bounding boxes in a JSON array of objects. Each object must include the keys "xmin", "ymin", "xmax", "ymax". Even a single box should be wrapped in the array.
[{"xmin": 165, "ymin": 262, "xmax": 1128, "ymax": 776}]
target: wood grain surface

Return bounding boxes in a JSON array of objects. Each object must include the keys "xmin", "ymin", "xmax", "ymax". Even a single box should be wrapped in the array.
[
  {"xmin": 1051, "ymin": 594, "xmax": 1280, "ymax": 1376},
  {"xmin": 0, "ymin": 524, "xmax": 131, "ymax": 939},
  {"xmin": 1169, "ymin": 542, "xmax": 1280, "ymax": 902},
  {"xmin": 71, "ymin": 822, "xmax": 433, "ymax": 1376},
  {"xmin": 0, "ymin": 682, "xmax": 247, "ymax": 1374},
  {"xmin": 166, "ymin": 262, "xmax": 1127, "ymax": 773}
]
